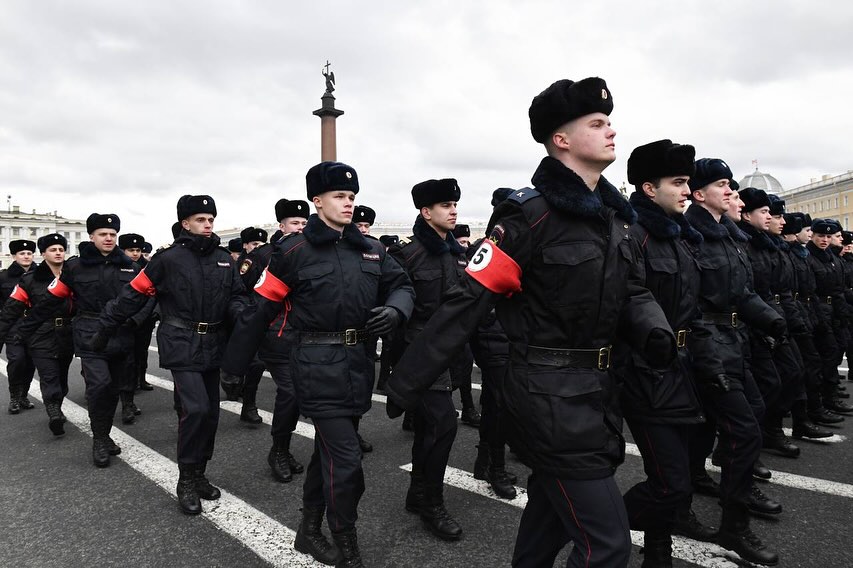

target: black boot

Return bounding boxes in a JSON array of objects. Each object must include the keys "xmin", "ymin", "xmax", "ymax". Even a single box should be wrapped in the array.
[
  {"xmin": 294, "ymin": 506, "xmax": 340, "ymax": 565},
  {"xmin": 420, "ymin": 483, "xmax": 462, "ymax": 541},
  {"xmin": 195, "ymin": 461, "xmax": 221, "ymax": 500},
  {"xmin": 138, "ymin": 369, "xmax": 154, "ymax": 391},
  {"xmin": 402, "ymin": 411, "xmax": 414, "ymax": 432},
  {"xmin": 268, "ymin": 437, "xmax": 293, "ymax": 483},
  {"xmin": 405, "ymin": 472, "xmax": 426, "ymax": 515},
  {"xmin": 91, "ymin": 418, "xmax": 111, "ymax": 468},
  {"xmin": 809, "ymin": 407, "xmax": 845, "ymax": 425},
  {"xmin": 717, "ymin": 504, "xmax": 779, "ymax": 566},
  {"xmin": 356, "ymin": 433, "xmax": 373, "ymax": 453},
  {"xmin": 18, "ymin": 386, "xmax": 34, "ymax": 410},
  {"xmin": 480, "ymin": 444, "xmax": 517, "ymax": 499},
  {"xmin": 748, "ymin": 485, "xmax": 782, "ymax": 516},
  {"xmin": 177, "ymin": 464, "xmax": 202, "ymax": 515},
  {"xmin": 753, "ymin": 459, "xmax": 772, "ymax": 480},
  {"xmin": 791, "ymin": 401, "xmax": 833, "ymax": 439},
  {"xmin": 240, "ymin": 387, "xmax": 262, "ymax": 425},
  {"xmin": 7, "ymin": 387, "xmax": 21, "ymax": 414},
  {"xmin": 460, "ymin": 407, "xmax": 481, "ymax": 427},
  {"xmin": 472, "ymin": 444, "xmax": 490, "ymax": 480},
  {"xmin": 45, "ymin": 401, "xmax": 65, "ymax": 436},
  {"xmin": 331, "ymin": 528, "xmax": 364, "ymax": 568},
  {"xmin": 120, "ymin": 392, "xmax": 136, "ymax": 425},
  {"xmin": 761, "ymin": 428, "xmax": 800, "ymax": 458},
  {"xmin": 672, "ymin": 507, "xmax": 717, "ymax": 542},
  {"xmin": 641, "ymin": 529, "xmax": 673, "ymax": 568},
  {"xmin": 691, "ymin": 471, "xmax": 721, "ymax": 497}
]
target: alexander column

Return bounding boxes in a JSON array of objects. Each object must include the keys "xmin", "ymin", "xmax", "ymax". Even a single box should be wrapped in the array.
[{"xmin": 313, "ymin": 60, "xmax": 344, "ymax": 161}]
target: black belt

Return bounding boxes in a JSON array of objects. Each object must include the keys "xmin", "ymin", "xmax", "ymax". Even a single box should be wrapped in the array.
[
  {"xmin": 527, "ymin": 345, "xmax": 611, "ymax": 370},
  {"xmin": 675, "ymin": 329, "xmax": 690, "ymax": 349},
  {"xmin": 162, "ymin": 317, "xmax": 223, "ymax": 335},
  {"xmin": 54, "ymin": 317, "xmax": 71, "ymax": 328},
  {"xmin": 702, "ymin": 312, "xmax": 739, "ymax": 327},
  {"xmin": 299, "ymin": 329, "xmax": 370, "ymax": 346},
  {"xmin": 825, "ymin": 296, "xmax": 833, "ymax": 305}
]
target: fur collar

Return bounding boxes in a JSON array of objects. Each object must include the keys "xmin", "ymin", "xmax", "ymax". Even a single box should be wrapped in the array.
[
  {"xmin": 172, "ymin": 232, "xmax": 222, "ymax": 255},
  {"xmin": 413, "ymin": 215, "xmax": 466, "ymax": 256},
  {"xmin": 302, "ymin": 214, "xmax": 372, "ymax": 252},
  {"xmin": 79, "ymin": 242, "xmax": 134, "ymax": 266},
  {"xmin": 33, "ymin": 261, "xmax": 58, "ymax": 282},
  {"xmin": 531, "ymin": 156, "xmax": 636, "ymax": 223},
  {"xmin": 737, "ymin": 221, "xmax": 778, "ymax": 250},
  {"xmin": 629, "ymin": 191, "xmax": 702, "ymax": 245},
  {"xmin": 722, "ymin": 216, "xmax": 749, "ymax": 242},
  {"xmin": 5, "ymin": 262, "xmax": 28, "ymax": 278},
  {"xmin": 807, "ymin": 241, "xmax": 832, "ymax": 262},
  {"xmin": 684, "ymin": 205, "xmax": 729, "ymax": 241},
  {"xmin": 789, "ymin": 242, "xmax": 808, "ymax": 258}
]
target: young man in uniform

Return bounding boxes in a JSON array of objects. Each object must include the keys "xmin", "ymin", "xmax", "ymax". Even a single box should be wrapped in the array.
[
  {"xmin": 386, "ymin": 77, "xmax": 676, "ymax": 567},
  {"xmin": 117, "ymin": 232, "xmax": 148, "ymax": 421},
  {"xmin": 0, "ymin": 234, "xmax": 72, "ymax": 434},
  {"xmin": 353, "ymin": 205, "xmax": 375, "ymax": 235},
  {"xmin": 222, "ymin": 162, "xmax": 414, "ymax": 567},
  {"xmin": 0, "ymin": 239, "xmax": 37, "ymax": 413},
  {"xmin": 90, "ymin": 196, "xmax": 247, "ymax": 515}
]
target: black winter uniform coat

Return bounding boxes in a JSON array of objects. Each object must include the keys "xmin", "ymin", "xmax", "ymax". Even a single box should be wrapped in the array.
[
  {"xmin": 683, "ymin": 206, "xmax": 783, "ymax": 385},
  {"xmin": 221, "ymin": 216, "xmax": 414, "ymax": 419},
  {"xmin": 787, "ymin": 242, "xmax": 820, "ymax": 332},
  {"xmin": 386, "ymin": 157, "xmax": 675, "ymax": 480},
  {"xmin": 18, "ymin": 244, "xmax": 143, "ymax": 359},
  {"xmin": 806, "ymin": 241, "xmax": 849, "ymax": 328},
  {"xmin": 612, "ymin": 192, "xmax": 705, "ymax": 425},
  {"xmin": 0, "ymin": 262, "xmax": 73, "ymax": 357},
  {"xmin": 388, "ymin": 215, "xmax": 470, "ymax": 391},
  {"xmin": 98, "ymin": 232, "xmax": 246, "ymax": 372},
  {"xmin": 0, "ymin": 261, "xmax": 33, "ymax": 346}
]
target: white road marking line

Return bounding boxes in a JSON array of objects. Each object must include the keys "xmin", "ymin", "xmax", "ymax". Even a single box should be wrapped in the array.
[
  {"xmin": 0, "ymin": 360, "xmax": 323, "ymax": 568},
  {"xmin": 400, "ymin": 463, "xmax": 741, "ymax": 568},
  {"xmin": 782, "ymin": 427, "xmax": 846, "ymax": 444}
]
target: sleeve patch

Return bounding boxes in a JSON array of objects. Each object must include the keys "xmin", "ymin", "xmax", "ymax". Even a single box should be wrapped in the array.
[
  {"xmin": 47, "ymin": 277, "xmax": 72, "ymax": 299},
  {"xmin": 130, "ymin": 269, "xmax": 157, "ymax": 296},
  {"xmin": 254, "ymin": 268, "xmax": 291, "ymax": 302},
  {"xmin": 9, "ymin": 285, "xmax": 31, "ymax": 307},
  {"xmin": 465, "ymin": 240, "xmax": 522, "ymax": 296}
]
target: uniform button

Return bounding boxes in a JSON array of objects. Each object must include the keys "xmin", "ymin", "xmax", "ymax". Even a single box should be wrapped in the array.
[{"xmin": 623, "ymin": 224, "xmax": 629, "ymax": 229}]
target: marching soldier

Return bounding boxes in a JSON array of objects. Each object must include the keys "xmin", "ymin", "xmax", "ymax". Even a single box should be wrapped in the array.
[
  {"xmin": 1, "ymin": 239, "xmax": 37, "ymax": 413},
  {"xmin": 453, "ymin": 224, "xmax": 471, "ymax": 249},
  {"xmin": 353, "ymin": 205, "xmax": 375, "ymax": 235},
  {"xmin": 117, "ymin": 232, "xmax": 149, "ymax": 420},
  {"xmin": 227, "ymin": 237, "xmax": 243, "ymax": 262},
  {"xmin": 222, "ymin": 162, "xmax": 414, "ymax": 567}
]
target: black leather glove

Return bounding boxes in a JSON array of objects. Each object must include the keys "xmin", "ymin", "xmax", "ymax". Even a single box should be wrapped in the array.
[
  {"xmin": 386, "ymin": 396, "xmax": 404, "ymax": 419},
  {"xmin": 644, "ymin": 329, "xmax": 676, "ymax": 369},
  {"xmin": 768, "ymin": 317, "xmax": 787, "ymax": 340},
  {"xmin": 700, "ymin": 373, "xmax": 731, "ymax": 395},
  {"xmin": 365, "ymin": 306, "xmax": 401, "ymax": 337},
  {"xmin": 220, "ymin": 371, "xmax": 245, "ymax": 401},
  {"xmin": 90, "ymin": 330, "xmax": 109, "ymax": 352}
]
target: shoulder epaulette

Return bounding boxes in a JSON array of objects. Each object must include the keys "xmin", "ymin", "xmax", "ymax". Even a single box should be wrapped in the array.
[{"xmin": 505, "ymin": 187, "xmax": 540, "ymax": 205}]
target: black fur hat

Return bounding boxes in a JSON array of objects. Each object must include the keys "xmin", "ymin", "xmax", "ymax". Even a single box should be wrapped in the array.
[
  {"xmin": 142, "ymin": 242, "xmax": 153, "ymax": 254},
  {"xmin": 492, "ymin": 188, "xmax": 514, "ymax": 207},
  {"xmin": 529, "ymin": 77, "xmax": 613, "ymax": 143},
  {"xmin": 379, "ymin": 235, "xmax": 399, "ymax": 247},
  {"xmin": 171, "ymin": 222, "xmax": 182, "ymax": 239},
  {"xmin": 240, "ymin": 227, "xmax": 268, "ymax": 244},
  {"xmin": 37, "ymin": 233, "xmax": 67, "ymax": 253},
  {"xmin": 738, "ymin": 188, "xmax": 771, "ymax": 212},
  {"xmin": 767, "ymin": 194, "xmax": 786, "ymax": 216},
  {"xmin": 354, "ymin": 205, "xmax": 376, "ymax": 225},
  {"xmin": 9, "ymin": 239, "xmax": 36, "ymax": 254},
  {"xmin": 689, "ymin": 158, "xmax": 735, "ymax": 192},
  {"xmin": 454, "ymin": 224, "xmax": 471, "ymax": 238},
  {"xmin": 86, "ymin": 213, "xmax": 120, "ymax": 234},
  {"xmin": 803, "ymin": 213, "xmax": 813, "ymax": 226},
  {"xmin": 843, "ymin": 231, "xmax": 853, "ymax": 246},
  {"xmin": 227, "ymin": 237, "xmax": 243, "ymax": 253},
  {"xmin": 306, "ymin": 161, "xmax": 359, "ymax": 199},
  {"xmin": 412, "ymin": 179, "xmax": 461, "ymax": 209},
  {"xmin": 270, "ymin": 229, "xmax": 283, "ymax": 243},
  {"xmin": 782, "ymin": 213, "xmax": 804, "ymax": 235},
  {"xmin": 274, "ymin": 198, "xmax": 310, "ymax": 221},
  {"xmin": 176, "ymin": 195, "xmax": 216, "ymax": 221},
  {"xmin": 118, "ymin": 233, "xmax": 145, "ymax": 249},
  {"xmin": 627, "ymin": 140, "xmax": 695, "ymax": 186}
]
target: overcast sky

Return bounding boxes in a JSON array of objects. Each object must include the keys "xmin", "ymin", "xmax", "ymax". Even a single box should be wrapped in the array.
[{"xmin": 2, "ymin": 0, "xmax": 852, "ymax": 245}]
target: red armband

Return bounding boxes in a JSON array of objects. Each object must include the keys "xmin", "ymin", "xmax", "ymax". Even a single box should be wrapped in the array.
[
  {"xmin": 47, "ymin": 277, "xmax": 72, "ymax": 298},
  {"xmin": 130, "ymin": 269, "xmax": 156, "ymax": 296},
  {"xmin": 465, "ymin": 240, "xmax": 522, "ymax": 296},
  {"xmin": 9, "ymin": 285, "xmax": 31, "ymax": 307},
  {"xmin": 254, "ymin": 268, "xmax": 291, "ymax": 302}
]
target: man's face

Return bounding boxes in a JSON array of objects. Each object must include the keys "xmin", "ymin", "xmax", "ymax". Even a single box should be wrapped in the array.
[
  {"xmin": 90, "ymin": 229, "xmax": 117, "ymax": 254},
  {"xmin": 831, "ymin": 231, "xmax": 843, "ymax": 247},
  {"xmin": 812, "ymin": 232, "xmax": 831, "ymax": 249},
  {"xmin": 230, "ymin": 251, "xmax": 241, "ymax": 262},
  {"xmin": 280, "ymin": 217, "xmax": 307, "ymax": 236},
  {"xmin": 313, "ymin": 191, "xmax": 355, "ymax": 230},
  {"xmin": 422, "ymin": 202, "xmax": 458, "ymax": 232},
  {"xmin": 42, "ymin": 245, "xmax": 65, "ymax": 266},
  {"xmin": 742, "ymin": 206, "xmax": 771, "ymax": 231},
  {"xmin": 724, "ymin": 190, "xmax": 742, "ymax": 221},
  {"xmin": 844, "ymin": 244, "xmax": 853, "ymax": 255},
  {"xmin": 125, "ymin": 247, "xmax": 143, "ymax": 262},
  {"xmin": 182, "ymin": 214, "xmax": 214, "ymax": 237},
  {"xmin": 13, "ymin": 250, "xmax": 33, "ymax": 268},
  {"xmin": 558, "ymin": 112, "xmax": 616, "ymax": 168},
  {"xmin": 694, "ymin": 179, "xmax": 732, "ymax": 217},
  {"xmin": 768, "ymin": 214, "xmax": 785, "ymax": 236},
  {"xmin": 355, "ymin": 222, "xmax": 371, "ymax": 235},
  {"xmin": 645, "ymin": 176, "xmax": 690, "ymax": 216},
  {"xmin": 796, "ymin": 227, "xmax": 810, "ymax": 245},
  {"xmin": 243, "ymin": 241, "xmax": 263, "ymax": 253},
  {"xmin": 456, "ymin": 236, "xmax": 470, "ymax": 249}
]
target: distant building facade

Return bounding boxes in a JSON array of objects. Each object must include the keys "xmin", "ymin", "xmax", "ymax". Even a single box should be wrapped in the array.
[
  {"xmin": 0, "ymin": 205, "xmax": 87, "ymax": 268},
  {"xmin": 778, "ymin": 171, "xmax": 853, "ymax": 229}
]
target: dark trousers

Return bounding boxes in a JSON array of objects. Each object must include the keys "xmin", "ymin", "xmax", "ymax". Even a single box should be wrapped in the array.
[
  {"xmin": 5, "ymin": 342, "xmax": 36, "ymax": 393},
  {"xmin": 512, "ymin": 473, "xmax": 631, "ymax": 568},
  {"xmin": 450, "ymin": 345, "xmax": 475, "ymax": 410},
  {"xmin": 623, "ymin": 420, "xmax": 691, "ymax": 532},
  {"xmin": 303, "ymin": 416, "xmax": 364, "ymax": 533},
  {"xmin": 794, "ymin": 332, "xmax": 827, "ymax": 411},
  {"xmin": 80, "ymin": 355, "xmax": 131, "ymax": 420},
  {"xmin": 32, "ymin": 354, "xmax": 72, "ymax": 403},
  {"xmin": 749, "ymin": 338, "xmax": 782, "ymax": 417},
  {"xmin": 172, "ymin": 369, "xmax": 220, "ymax": 464},
  {"xmin": 264, "ymin": 360, "xmax": 299, "ymax": 438},
  {"xmin": 479, "ymin": 364, "xmax": 508, "ymax": 450},
  {"xmin": 132, "ymin": 320, "xmax": 156, "ymax": 387},
  {"xmin": 816, "ymin": 323, "xmax": 843, "ymax": 391},
  {"xmin": 412, "ymin": 390, "xmax": 458, "ymax": 487}
]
